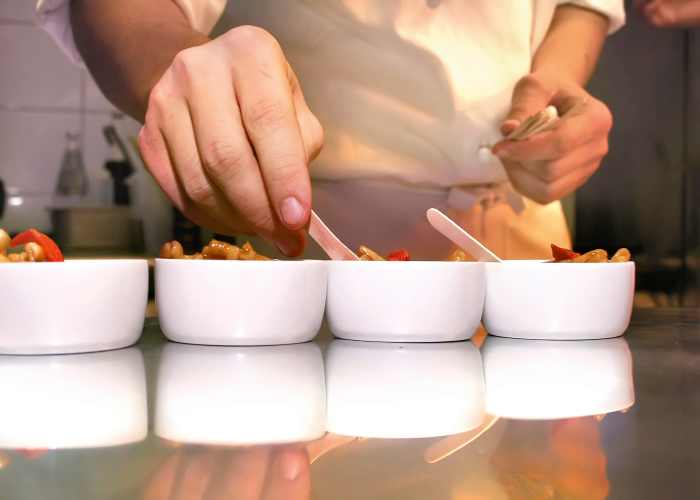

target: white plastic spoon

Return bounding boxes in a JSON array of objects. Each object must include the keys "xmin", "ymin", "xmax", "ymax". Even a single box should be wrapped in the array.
[
  {"xmin": 307, "ymin": 211, "xmax": 360, "ymax": 261},
  {"xmin": 427, "ymin": 208, "xmax": 501, "ymax": 262},
  {"xmin": 424, "ymin": 414, "xmax": 500, "ymax": 463}
]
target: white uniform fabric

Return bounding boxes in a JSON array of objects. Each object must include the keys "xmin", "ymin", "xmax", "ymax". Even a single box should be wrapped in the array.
[{"xmin": 37, "ymin": 0, "xmax": 625, "ymax": 260}]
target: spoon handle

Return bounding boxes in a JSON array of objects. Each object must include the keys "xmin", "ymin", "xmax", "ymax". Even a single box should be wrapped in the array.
[
  {"xmin": 308, "ymin": 211, "xmax": 360, "ymax": 261},
  {"xmin": 427, "ymin": 208, "xmax": 501, "ymax": 262}
]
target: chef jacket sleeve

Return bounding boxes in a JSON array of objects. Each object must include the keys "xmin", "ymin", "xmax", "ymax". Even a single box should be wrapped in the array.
[
  {"xmin": 559, "ymin": 0, "xmax": 626, "ymax": 34},
  {"xmin": 36, "ymin": 0, "xmax": 227, "ymax": 68}
]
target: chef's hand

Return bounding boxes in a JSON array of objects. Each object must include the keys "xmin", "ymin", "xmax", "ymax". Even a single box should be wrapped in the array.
[
  {"xmin": 143, "ymin": 446, "xmax": 311, "ymax": 500},
  {"xmin": 492, "ymin": 72, "xmax": 612, "ymax": 205},
  {"xmin": 635, "ymin": 0, "xmax": 700, "ymax": 28},
  {"xmin": 138, "ymin": 26, "xmax": 324, "ymax": 257}
]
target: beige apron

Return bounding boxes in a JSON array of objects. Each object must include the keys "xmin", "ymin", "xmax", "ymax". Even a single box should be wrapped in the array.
[{"xmin": 37, "ymin": 0, "xmax": 622, "ymax": 259}]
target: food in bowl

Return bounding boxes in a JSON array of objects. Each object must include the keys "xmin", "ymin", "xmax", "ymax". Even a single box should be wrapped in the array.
[
  {"xmin": 155, "ymin": 248, "xmax": 327, "ymax": 345},
  {"xmin": 357, "ymin": 245, "xmax": 469, "ymax": 262},
  {"xmin": 160, "ymin": 239, "xmax": 271, "ymax": 260},
  {"xmin": 482, "ymin": 256, "xmax": 635, "ymax": 340},
  {"xmin": 325, "ymin": 257, "xmax": 485, "ymax": 342},
  {"xmin": 0, "ymin": 228, "xmax": 64, "ymax": 262},
  {"xmin": 0, "ymin": 259, "xmax": 149, "ymax": 354},
  {"xmin": 549, "ymin": 244, "xmax": 631, "ymax": 263}
]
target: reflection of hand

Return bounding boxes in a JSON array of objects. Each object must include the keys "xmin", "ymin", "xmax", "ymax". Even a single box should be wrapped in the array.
[
  {"xmin": 492, "ymin": 72, "xmax": 611, "ymax": 205},
  {"xmin": 143, "ymin": 445, "xmax": 310, "ymax": 500},
  {"xmin": 139, "ymin": 26, "xmax": 324, "ymax": 257},
  {"xmin": 491, "ymin": 417, "xmax": 609, "ymax": 500},
  {"xmin": 635, "ymin": 0, "xmax": 700, "ymax": 28}
]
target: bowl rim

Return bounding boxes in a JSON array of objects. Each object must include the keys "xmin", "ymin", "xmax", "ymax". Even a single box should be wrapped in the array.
[
  {"xmin": 326, "ymin": 260, "xmax": 484, "ymax": 266},
  {"xmin": 484, "ymin": 260, "xmax": 635, "ymax": 266},
  {"xmin": 154, "ymin": 258, "xmax": 326, "ymax": 265},
  {"xmin": 0, "ymin": 258, "xmax": 148, "ymax": 267}
]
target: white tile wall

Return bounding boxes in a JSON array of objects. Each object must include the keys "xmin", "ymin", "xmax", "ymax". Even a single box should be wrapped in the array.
[
  {"xmin": 0, "ymin": 25, "xmax": 81, "ymax": 108},
  {"xmin": 0, "ymin": 109, "xmax": 79, "ymax": 191},
  {"xmin": 0, "ymin": 1, "xmax": 35, "ymax": 23},
  {"xmin": 0, "ymin": 15, "xmax": 125, "ymax": 233}
]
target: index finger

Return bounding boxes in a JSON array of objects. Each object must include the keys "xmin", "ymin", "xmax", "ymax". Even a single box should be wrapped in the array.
[{"xmin": 232, "ymin": 30, "xmax": 312, "ymax": 231}]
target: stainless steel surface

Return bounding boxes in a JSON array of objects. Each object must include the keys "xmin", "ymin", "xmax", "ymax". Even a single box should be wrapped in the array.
[{"xmin": 0, "ymin": 308, "xmax": 698, "ymax": 499}]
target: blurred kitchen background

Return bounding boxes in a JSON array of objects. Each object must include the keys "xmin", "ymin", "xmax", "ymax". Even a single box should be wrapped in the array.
[{"xmin": 0, "ymin": 1, "xmax": 698, "ymax": 306}]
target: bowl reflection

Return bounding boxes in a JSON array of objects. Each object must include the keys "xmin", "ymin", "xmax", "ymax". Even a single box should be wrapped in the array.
[
  {"xmin": 0, "ymin": 347, "xmax": 147, "ymax": 449},
  {"xmin": 482, "ymin": 336, "xmax": 634, "ymax": 419},
  {"xmin": 154, "ymin": 342, "xmax": 326, "ymax": 445},
  {"xmin": 325, "ymin": 339, "xmax": 486, "ymax": 438}
]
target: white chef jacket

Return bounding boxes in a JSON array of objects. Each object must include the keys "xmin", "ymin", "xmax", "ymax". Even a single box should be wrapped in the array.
[{"xmin": 37, "ymin": 0, "xmax": 625, "ymax": 260}]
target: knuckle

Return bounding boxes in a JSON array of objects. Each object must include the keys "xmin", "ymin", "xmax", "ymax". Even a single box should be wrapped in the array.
[
  {"xmin": 137, "ymin": 126, "xmax": 152, "ymax": 155},
  {"xmin": 517, "ymin": 73, "xmax": 545, "ymax": 93},
  {"xmin": 171, "ymin": 47, "xmax": 197, "ymax": 72},
  {"xmin": 309, "ymin": 115, "xmax": 325, "ymax": 152},
  {"xmin": 535, "ymin": 184, "xmax": 557, "ymax": 205},
  {"xmin": 245, "ymin": 100, "xmax": 288, "ymax": 135},
  {"xmin": 170, "ymin": 47, "xmax": 203, "ymax": 83},
  {"xmin": 201, "ymin": 140, "xmax": 250, "ymax": 181},
  {"xmin": 137, "ymin": 126, "xmax": 160, "ymax": 169},
  {"xmin": 553, "ymin": 134, "xmax": 574, "ymax": 157},
  {"xmin": 539, "ymin": 161, "xmax": 560, "ymax": 182},
  {"xmin": 265, "ymin": 155, "xmax": 304, "ymax": 184},
  {"xmin": 248, "ymin": 208, "xmax": 276, "ymax": 233},
  {"xmin": 182, "ymin": 175, "xmax": 215, "ymax": 206},
  {"xmin": 147, "ymin": 83, "xmax": 168, "ymax": 111},
  {"xmin": 598, "ymin": 103, "xmax": 613, "ymax": 132},
  {"xmin": 302, "ymin": 115, "xmax": 325, "ymax": 161},
  {"xmin": 228, "ymin": 25, "xmax": 278, "ymax": 52}
]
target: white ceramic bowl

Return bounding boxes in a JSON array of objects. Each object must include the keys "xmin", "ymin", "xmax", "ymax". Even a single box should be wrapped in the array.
[
  {"xmin": 482, "ymin": 261, "xmax": 635, "ymax": 340},
  {"xmin": 481, "ymin": 336, "xmax": 634, "ymax": 420},
  {"xmin": 325, "ymin": 261, "xmax": 485, "ymax": 342},
  {"xmin": 0, "ymin": 260, "xmax": 149, "ymax": 354},
  {"xmin": 155, "ymin": 342, "xmax": 326, "ymax": 445},
  {"xmin": 325, "ymin": 340, "xmax": 486, "ymax": 438},
  {"xmin": 155, "ymin": 259, "xmax": 327, "ymax": 345},
  {"xmin": 0, "ymin": 348, "xmax": 147, "ymax": 449}
]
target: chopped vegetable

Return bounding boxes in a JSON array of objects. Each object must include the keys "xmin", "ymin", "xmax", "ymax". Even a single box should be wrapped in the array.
[
  {"xmin": 551, "ymin": 244, "xmax": 580, "ymax": 262},
  {"xmin": 387, "ymin": 249, "xmax": 410, "ymax": 261},
  {"xmin": 10, "ymin": 229, "xmax": 64, "ymax": 262}
]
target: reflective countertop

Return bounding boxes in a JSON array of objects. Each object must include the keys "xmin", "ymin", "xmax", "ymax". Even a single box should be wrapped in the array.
[{"xmin": 0, "ymin": 308, "xmax": 698, "ymax": 499}]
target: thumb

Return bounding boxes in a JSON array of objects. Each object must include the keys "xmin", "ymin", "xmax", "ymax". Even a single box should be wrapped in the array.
[{"xmin": 502, "ymin": 76, "xmax": 555, "ymax": 136}]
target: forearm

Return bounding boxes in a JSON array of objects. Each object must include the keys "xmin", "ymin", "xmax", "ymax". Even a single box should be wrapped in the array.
[
  {"xmin": 70, "ymin": 0, "xmax": 209, "ymax": 122},
  {"xmin": 532, "ymin": 5, "xmax": 609, "ymax": 87}
]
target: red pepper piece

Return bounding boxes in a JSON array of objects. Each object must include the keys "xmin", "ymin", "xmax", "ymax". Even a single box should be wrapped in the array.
[
  {"xmin": 551, "ymin": 244, "xmax": 580, "ymax": 262},
  {"xmin": 10, "ymin": 229, "xmax": 64, "ymax": 262},
  {"xmin": 15, "ymin": 449, "xmax": 49, "ymax": 458},
  {"xmin": 387, "ymin": 249, "xmax": 410, "ymax": 261}
]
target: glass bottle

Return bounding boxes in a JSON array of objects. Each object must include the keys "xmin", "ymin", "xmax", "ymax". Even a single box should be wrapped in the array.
[{"xmin": 55, "ymin": 132, "xmax": 88, "ymax": 199}]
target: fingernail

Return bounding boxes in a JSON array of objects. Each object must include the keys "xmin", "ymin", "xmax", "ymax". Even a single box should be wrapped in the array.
[
  {"xmin": 495, "ymin": 149, "xmax": 510, "ymax": 158},
  {"xmin": 279, "ymin": 450, "xmax": 303, "ymax": 481},
  {"xmin": 280, "ymin": 196, "xmax": 304, "ymax": 227}
]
